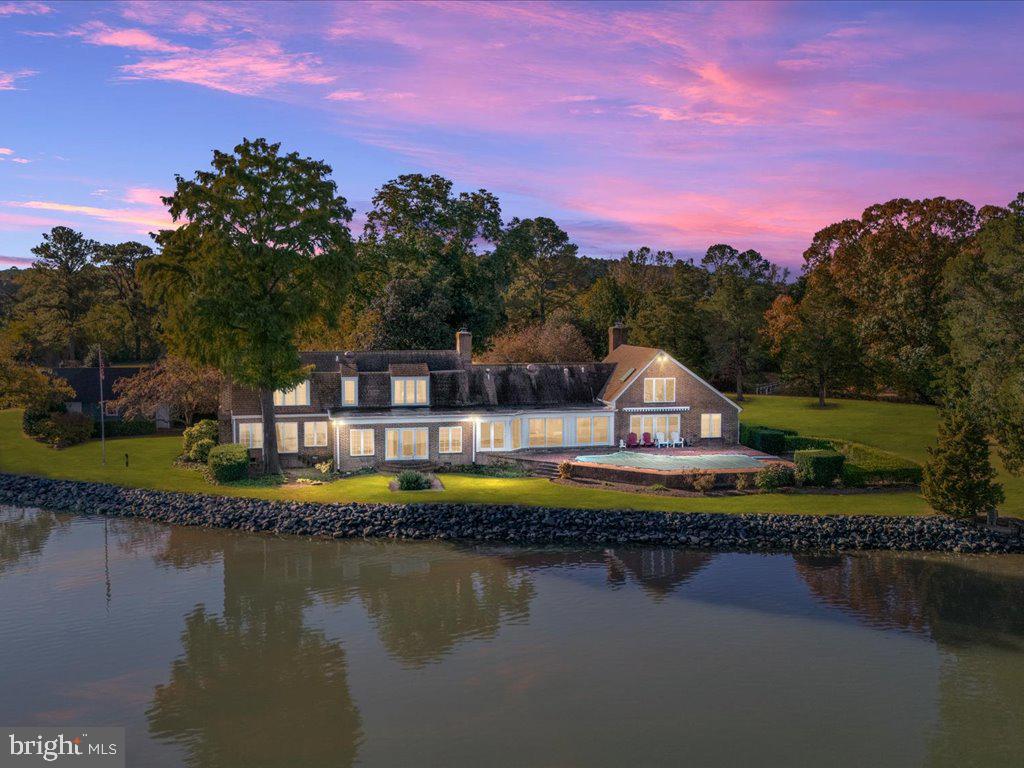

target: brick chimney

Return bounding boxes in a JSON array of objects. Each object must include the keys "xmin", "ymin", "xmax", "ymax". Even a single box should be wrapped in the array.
[
  {"xmin": 608, "ymin": 322, "xmax": 628, "ymax": 354},
  {"xmin": 455, "ymin": 328, "xmax": 472, "ymax": 367}
]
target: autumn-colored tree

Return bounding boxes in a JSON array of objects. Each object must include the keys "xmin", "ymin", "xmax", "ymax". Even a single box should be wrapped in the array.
[
  {"xmin": 804, "ymin": 197, "xmax": 978, "ymax": 401},
  {"xmin": 480, "ymin": 316, "xmax": 594, "ymax": 363},
  {"xmin": 112, "ymin": 356, "xmax": 222, "ymax": 426},
  {"xmin": 763, "ymin": 270, "xmax": 863, "ymax": 406},
  {"xmin": 142, "ymin": 138, "xmax": 355, "ymax": 473},
  {"xmin": 0, "ymin": 355, "xmax": 74, "ymax": 410}
]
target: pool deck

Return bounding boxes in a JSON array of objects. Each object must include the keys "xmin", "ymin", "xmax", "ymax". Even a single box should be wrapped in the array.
[{"xmin": 506, "ymin": 445, "xmax": 786, "ymax": 475}]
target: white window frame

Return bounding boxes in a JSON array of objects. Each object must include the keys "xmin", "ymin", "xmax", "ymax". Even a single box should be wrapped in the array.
[
  {"xmin": 385, "ymin": 427, "xmax": 429, "ymax": 460},
  {"xmin": 349, "ymin": 428, "xmax": 375, "ymax": 457},
  {"xmin": 643, "ymin": 377, "xmax": 676, "ymax": 403},
  {"xmin": 276, "ymin": 421, "xmax": 299, "ymax": 454},
  {"xmin": 438, "ymin": 426, "xmax": 463, "ymax": 454},
  {"xmin": 701, "ymin": 413, "xmax": 723, "ymax": 439},
  {"xmin": 630, "ymin": 414, "xmax": 681, "ymax": 440},
  {"xmin": 391, "ymin": 376, "xmax": 429, "ymax": 406},
  {"xmin": 238, "ymin": 422, "xmax": 263, "ymax": 449},
  {"xmin": 274, "ymin": 380, "xmax": 311, "ymax": 407},
  {"xmin": 527, "ymin": 417, "xmax": 564, "ymax": 448},
  {"xmin": 576, "ymin": 415, "xmax": 611, "ymax": 446},
  {"xmin": 341, "ymin": 377, "xmax": 358, "ymax": 407},
  {"xmin": 304, "ymin": 420, "xmax": 328, "ymax": 448},
  {"xmin": 478, "ymin": 420, "xmax": 506, "ymax": 451}
]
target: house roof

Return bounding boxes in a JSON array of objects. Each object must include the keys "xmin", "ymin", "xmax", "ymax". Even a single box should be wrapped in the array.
[
  {"xmin": 389, "ymin": 363, "xmax": 429, "ymax": 376},
  {"xmin": 597, "ymin": 344, "xmax": 661, "ymax": 402},
  {"xmin": 300, "ymin": 349, "xmax": 462, "ymax": 373},
  {"xmin": 51, "ymin": 366, "xmax": 146, "ymax": 404}
]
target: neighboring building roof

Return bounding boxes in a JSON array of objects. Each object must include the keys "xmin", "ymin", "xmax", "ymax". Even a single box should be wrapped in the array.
[
  {"xmin": 389, "ymin": 363, "xmax": 430, "ymax": 376},
  {"xmin": 51, "ymin": 366, "xmax": 146, "ymax": 404},
  {"xmin": 597, "ymin": 344, "xmax": 660, "ymax": 402},
  {"xmin": 300, "ymin": 349, "xmax": 462, "ymax": 373}
]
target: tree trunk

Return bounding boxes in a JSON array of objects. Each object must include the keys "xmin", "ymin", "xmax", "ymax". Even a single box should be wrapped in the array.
[
  {"xmin": 818, "ymin": 372, "xmax": 827, "ymax": 408},
  {"xmin": 734, "ymin": 368, "xmax": 744, "ymax": 402},
  {"xmin": 259, "ymin": 388, "xmax": 281, "ymax": 475}
]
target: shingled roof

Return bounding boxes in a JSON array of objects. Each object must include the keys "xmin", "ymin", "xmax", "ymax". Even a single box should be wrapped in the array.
[
  {"xmin": 597, "ymin": 344, "xmax": 660, "ymax": 402},
  {"xmin": 51, "ymin": 366, "xmax": 146, "ymax": 404}
]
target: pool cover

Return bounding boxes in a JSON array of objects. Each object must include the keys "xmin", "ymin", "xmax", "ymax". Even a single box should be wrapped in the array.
[{"xmin": 574, "ymin": 451, "xmax": 765, "ymax": 471}]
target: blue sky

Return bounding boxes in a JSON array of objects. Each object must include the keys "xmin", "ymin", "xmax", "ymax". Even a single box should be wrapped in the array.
[{"xmin": 2, "ymin": 0, "xmax": 1022, "ymax": 269}]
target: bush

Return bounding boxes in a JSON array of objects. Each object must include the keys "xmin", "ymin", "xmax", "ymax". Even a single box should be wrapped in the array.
[
  {"xmin": 38, "ymin": 412, "xmax": 94, "ymax": 448},
  {"xmin": 755, "ymin": 463, "xmax": 796, "ymax": 491},
  {"xmin": 793, "ymin": 449, "xmax": 845, "ymax": 486},
  {"xmin": 183, "ymin": 419, "xmax": 219, "ymax": 457},
  {"xmin": 207, "ymin": 443, "xmax": 250, "ymax": 483},
  {"xmin": 315, "ymin": 460, "xmax": 334, "ymax": 476},
  {"xmin": 783, "ymin": 434, "xmax": 835, "ymax": 452},
  {"xmin": 397, "ymin": 470, "xmax": 432, "ymax": 491},
  {"xmin": 735, "ymin": 473, "xmax": 752, "ymax": 491},
  {"xmin": 837, "ymin": 442, "xmax": 923, "ymax": 487},
  {"xmin": 740, "ymin": 425, "xmax": 788, "ymax": 455},
  {"xmin": 691, "ymin": 471, "xmax": 716, "ymax": 493},
  {"xmin": 22, "ymin": 407, "xmax": 53, "ymax": 438},
  {"xmin": 94, "ymin": 419, "xmax": 156, "ymax": 438},
  {"xmin": 557, "ymin": 461, "xmax": 574, "ymax": 480},
  {"xmin": 189, "ymin": 438, "xmax": 216, "ymax": 463}
]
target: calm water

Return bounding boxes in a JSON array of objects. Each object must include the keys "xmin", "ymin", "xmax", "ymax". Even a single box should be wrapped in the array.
[{"xmin": 2, "ymin": 507, "xmax": 1023, "ymax": 767}]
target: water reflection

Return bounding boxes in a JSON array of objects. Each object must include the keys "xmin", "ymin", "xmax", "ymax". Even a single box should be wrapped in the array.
[{"xmin": 0, "ymin": 507, "xmax": 67, "ymax": 574}]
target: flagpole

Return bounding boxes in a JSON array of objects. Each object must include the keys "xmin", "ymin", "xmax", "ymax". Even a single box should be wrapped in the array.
[{"xmin": 99, "ymin": 346, "xmax": 106, "ymax": 466}]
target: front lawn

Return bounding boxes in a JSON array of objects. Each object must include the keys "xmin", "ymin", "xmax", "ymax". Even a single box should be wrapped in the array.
[{"xmin": 0, "ymin": 406, "xmax": 935, "ymax": 516}]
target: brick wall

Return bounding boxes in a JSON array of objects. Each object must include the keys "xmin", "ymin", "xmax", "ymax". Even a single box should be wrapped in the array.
[{"xmin": 613, "ymin": 357, "xmax": 739, "ymax": 446}]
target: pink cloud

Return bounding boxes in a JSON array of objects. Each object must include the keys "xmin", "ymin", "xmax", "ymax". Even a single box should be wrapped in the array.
[
  {"xmin": 326, "ymin": 89, "xmax": 368, "ymax": 102},
  {"xmin": 0, "ymin": 69, "xmax": 37, "ymax": 90},
  {"xmin": 0, "ymin": 1, "xmax": 51, "ymax": 16},
  {"xmin": 0, "ymin": 254, "xmax": 37, "ymax": 268},
  {"xmin": 120, "ymin": 40, "xmax": 334, "ymax": 96},
  {"xmin": 10, "ymin": 157, "xmax": 30, "ymax": 164},
  {"xmin": 0, "ymin": 147, "xmax": 12, "ymax": 155},
  {"xmin": 1, "ymin": 185, "xmax": 174, "ymax": 232},
  {"xmin": 74, "ymin": 21, "xmax": 188, "ymax": 53}
]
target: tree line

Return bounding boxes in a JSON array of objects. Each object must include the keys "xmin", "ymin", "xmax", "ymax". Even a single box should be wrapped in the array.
[{"xmin": 0, "ymin": 138, "xmax": 1020, "ymax": 496}]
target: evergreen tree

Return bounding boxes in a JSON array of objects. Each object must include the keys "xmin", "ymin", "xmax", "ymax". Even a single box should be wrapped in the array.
[{"xmin": 922, "ymin": 402, "xmax": 1004, "ymax": 518}]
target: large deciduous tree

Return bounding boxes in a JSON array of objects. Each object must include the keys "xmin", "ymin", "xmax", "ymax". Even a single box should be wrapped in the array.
[
  {"xmin": 480, "ymin": 315, "xmax": 594, "ymax": 363},
  {"xmin": 944, "ymin": 192, "xmax": 1024, "ymax": 474},
  {"xmin": 804, "ymin": 197, "xmax": 978, "ymax": 401},
  {"xmin": 763, "ymin": 270, "xmax": 863, "ymax": 406},
  {"xmin": 90, "ymin": 241, "xmax": 159, "ymax": 362},
  {"xmin": 700, "ymin": 244, "xmax": 782, "ymax": 401},
  {"xmin": 501, "ymin": 216, "xmax": 585, "ymax": 326},
  {"xmin": 112, "ymin": 356, "xmax": 222, "ymax": 426},
  {"xmin": 142, "ymin": 138, "xmax": 355, "ymax": 473}
]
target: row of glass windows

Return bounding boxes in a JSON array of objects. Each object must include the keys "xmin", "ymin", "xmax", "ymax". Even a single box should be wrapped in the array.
[
  {"xmin": 478, "ymin": 415, "xmax": 611, "ymax": 451},
  {"xmin": 627, "ymin": 413, "xmax": 722, "ymax": 439},
  {"xmin": 237, "ymin": 420, "xmax": 328, "ymax": 453},
  {"xmin": 643, "ymin": 377, "xmax": 676, "ymax": 403},
  {"xmin": 275, "ymin": 376, "xmax": 431, "ymax": 408}
]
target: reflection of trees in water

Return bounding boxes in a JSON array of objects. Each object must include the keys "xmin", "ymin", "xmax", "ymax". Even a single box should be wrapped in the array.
[
  {"xmin": 147, "ymin": 531, "xmax": 362, "ymax": 768},
  {"xmin": 500, "ymin": 547, "xmax": 715, "ymax": 598},
  {"xmin": 794, "ymin": 552, "xmax": 1024, "ymax": 766},
  {"xmin": 0, "ymin": 507, "xmax": 67, "ymax": 574}
]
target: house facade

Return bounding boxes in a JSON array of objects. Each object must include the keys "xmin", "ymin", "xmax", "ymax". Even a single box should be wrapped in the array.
[
  {"xmin": 52, "ymin": 366, "xmax": 170, "ymax": 427},
  {"xmin": 218, "ymin": 325, "xmax": 740, "ymax": 471}
]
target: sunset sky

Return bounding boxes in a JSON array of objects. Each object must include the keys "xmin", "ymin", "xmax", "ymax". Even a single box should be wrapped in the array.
[{"xmin": 1, "ymin": 0, "xmax": 1022, "ymax": 269}]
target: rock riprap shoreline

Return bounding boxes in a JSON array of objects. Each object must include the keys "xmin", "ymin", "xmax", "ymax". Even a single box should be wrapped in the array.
[{"xmin": 0, "ymin": 473, "xmax": 1020, "ymax": 554}]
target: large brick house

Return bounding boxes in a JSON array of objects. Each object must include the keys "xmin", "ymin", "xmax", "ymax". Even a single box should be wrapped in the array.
[{"xmin": 218, "ymin": 325, "xmax": 740, "ymax": 471}]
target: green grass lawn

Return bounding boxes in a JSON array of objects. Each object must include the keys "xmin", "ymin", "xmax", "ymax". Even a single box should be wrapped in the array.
[{"xmin": 0, "ymin": 404, "xmax": 941, "ymax": 516}]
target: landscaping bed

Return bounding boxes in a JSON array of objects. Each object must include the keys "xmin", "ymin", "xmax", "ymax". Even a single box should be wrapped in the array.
[{"xmin": 1, "ymin": 473, "xmax": 1020, "ymax": 554}]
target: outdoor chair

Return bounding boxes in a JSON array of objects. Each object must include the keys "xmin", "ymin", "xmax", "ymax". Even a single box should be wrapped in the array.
[
  {"xmin": 626, "ymin": 432, "xmax": 639, "ymax": 448},
  {"xmin": 671, "ymin": 431, "xmax": 684, "ymax": 447},
  {"xmin": 642, "ymin": 432, "xmax": 653, "ymax": 447},
  {"xmin": 655, "ymin": 432, "xmax": 667, "ymax": 447},
  {"xmin": 619, "ymin": 439, "xmax": 626, "ymax": 449}
]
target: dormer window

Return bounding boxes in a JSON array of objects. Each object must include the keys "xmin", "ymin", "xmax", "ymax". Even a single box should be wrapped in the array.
[
  {"xmin": 341, "ymin": 377, "xmax": 358, "ymax": 407},
  {"xmin": 274, "ymin": 380, "xmax": 310, "ymax": 407},
  {"xmin": 392, "ymin": 377, "xmax": 428, "ymax": 406}
]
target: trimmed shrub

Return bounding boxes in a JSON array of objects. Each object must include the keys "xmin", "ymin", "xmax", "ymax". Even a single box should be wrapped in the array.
[
  {"xmin": 735, "ymin": 473, "xmax": 752, "ymax": 491},
  {"xmin": 397, "ymin": 470, "xmax": 432, "ymax": 491},
  {"xmin": 38, "ymin": 412, "xmax": 94, "ymax": 448},
  {"xmin": 783, "ymin": 434, "xmax": 835, "ymax": 452},
  {"xmin": 94, "ymin": 419, "xmax": 156, "ymax": 438},
  {"xmin": 183, "ymin": 419, "xmax": 219, "ymax": 457},
  {"xmin": 838, "ymin": 442, "xmax": 923, "ymax": 487},
  {"xmin": 691, "ymin": 471, "xmax": 716, "ymax": 493},
  {"xmin": 207, "ymin": 443, "xmax": 249, "ymax": 483},
  {"xmin": 22, "ymin": 407, "xmax": 53, "ymax": 438},
  {"xmin": 793, "ymin": 449, "xmax": 845, "ymax": 486},
  {"xmin": 755, "ymin": 463, "xmax": 796, "ymax": 491},
  {"xmin": 557, "ymin": 461, "xmax": 574, "ymax": 480},
  {"xmin": 188, "ymin": 438, "xmax": 216, "ymax": 463},
  {"xmin": 740, "ymin": 425, "xmax": 788, "ymax": 455}
]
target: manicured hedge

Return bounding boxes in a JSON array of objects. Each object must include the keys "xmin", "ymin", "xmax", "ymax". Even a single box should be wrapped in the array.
[
  {"xmin": 783, "ymin": 434, "xmax": 834, "ymax": 452},
  {"xmin": 183, "ymin": 419, "xmax": 219, "ymax": 457},
  {"xmin": 39, "ymin": 412, "xmax": 95, "ymax": 448},
  {"xmin": 94, "ymin": 419, "xmax": 156, "ymax": 438},
  {"xmin": 740, "ymin": 425, "xmax": 788, "ymax": 455},
  {"xmin": 839, "ymin": 442, "xmax": 923, "ymax": 487},
  {"xmin": 794, "ymin": 449, "xmax": 845, "ymax": 486},
  {"xmin": 207, "ymin": 443, "xmax": 250, "ymax": 483}
]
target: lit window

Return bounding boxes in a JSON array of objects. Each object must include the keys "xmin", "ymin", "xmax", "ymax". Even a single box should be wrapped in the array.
[
  {"xmin": 576, "ymin": 415, "xmax": 610, "ymax": 445},
  {"xmin": 305, "ymin": 421, "xmax": 328, "ymax": 447},
  {"xmin": 385, "ymin": 428, "xmax": 428, "ymax": 459},
  {"xmin": 439, "ymin": 426, "xmax": 463, "ymax": 454},
  {"xmin": 276, "ymin": 422, "xmax": 298, "ymax": 453},
  {"xmin": 238, "ymin": 422, "xmax": 263, "ymax": 449},
  {"xmin": 701, "ymin": 413, "xmax": 722, "ymax": 439},
  {"xmin": 341, "ymin": 378, "xmax": 357, "ymax": 407},
  {"xmin": 350, "ymin": 428, "xmax": 375, "ymax": 457},
  {"xmin": 274, "ymin": 381, "xmax": 310, "ymax": 407},
  {"xmin": 528, "ymin": 417, "xmax": 563, "ymax": 447},
  {"xmin": 479, "ymin": 421, "xmax": 505, "ymax": 450},
  {"xmin": 576, "ymin": 416, "xmax": 591, "ymax": 445},
  {"xmin": 643, "ymin": 377, "xmax": 675, "ymax": 403},
  {"xmin": 629, "ymin": 414, "xmax": 680, "ymax": 440},
  {"xmin": 510, "ymin": 419, "xmax": 522, "ymax": 449},
  {"xmin": 392, "ymin": 377, "xmax": 429, "ymax": 405}
]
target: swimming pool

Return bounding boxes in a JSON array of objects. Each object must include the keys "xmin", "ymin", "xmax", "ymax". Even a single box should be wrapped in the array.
[{"xmin": 574, "ymin": 451, "xmax": 767, "ymax": 471}]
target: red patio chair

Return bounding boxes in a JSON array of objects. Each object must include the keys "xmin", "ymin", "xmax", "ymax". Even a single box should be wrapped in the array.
[
  {"xmin": 626, "ymin": 432, "xmax": 639, "ymax": 448},
  {"xmin": 642, "ymin": 432, "xmax": 653, "ymax": 447}
]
